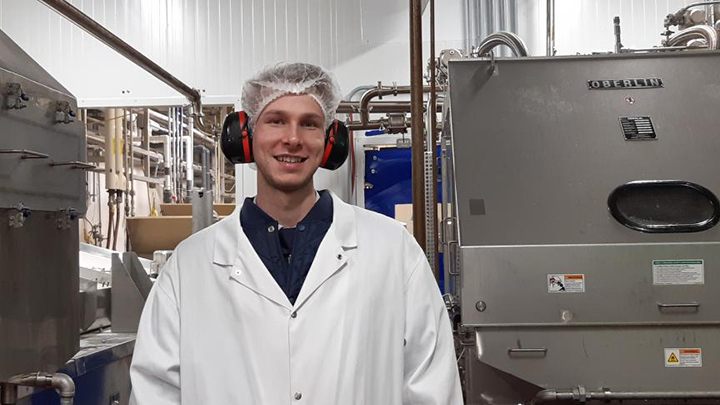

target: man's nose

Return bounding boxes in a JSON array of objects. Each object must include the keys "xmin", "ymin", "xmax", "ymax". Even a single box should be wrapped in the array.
[{"xmin": 282, "ymin": 123, "xmax": 301, "ymax": 147}]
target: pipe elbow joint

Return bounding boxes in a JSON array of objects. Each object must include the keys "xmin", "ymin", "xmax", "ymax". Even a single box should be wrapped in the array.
[{"xmin": 51, "ymin": 373, "xmax": 75, "ymax": 398}]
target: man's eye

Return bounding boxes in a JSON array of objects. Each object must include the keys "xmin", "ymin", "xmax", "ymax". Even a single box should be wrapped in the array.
[
  {"xmin": 268, "ymin": 118, "xmax": 284, "ymax": 125},
  {"xmin": 302, "ymin": 121, "xmax": 321, "ymax": 128}
]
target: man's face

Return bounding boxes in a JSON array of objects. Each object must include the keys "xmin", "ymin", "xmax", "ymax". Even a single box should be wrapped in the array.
[{"xmin": 253, "ymin": 94, "xmax": 326, "ymax": 193}]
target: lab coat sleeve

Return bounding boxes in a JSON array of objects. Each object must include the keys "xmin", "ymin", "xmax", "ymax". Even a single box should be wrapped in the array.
[
  {"xmin": 129, "ymin": 256, "xmax": 181, "ymax": 405},
  {"xmin": 403, "ymin": 256, "xmax": 463, "ymax": 405}
]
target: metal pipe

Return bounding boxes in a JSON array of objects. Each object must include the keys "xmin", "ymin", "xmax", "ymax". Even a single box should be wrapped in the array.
[
  {"xmin": 148, "ymin": 109, "xmax": 215, "ymax": 147},
  {"xmin": 428, "ymin": 0, "xmax": 439, "ymax": 280},
  {"xmin": 37, "ymin": 0, "xmax": 216, "ymax": 136},
  {"xmin": 614, "ymin": 16, "xmax": 623, "ymax": 53},
  {"xmin": 105, "ymin": 191, "xmax": 114, "ymax": 249},
  {"xmin": 345, "ymin": 85, "xmax": 376, "ymax": 102},
  {"xmin": 8, "ymin": 372, "xmax": 75, "ymax": 405},
  {"xmin": 113, "ymin": 190, "xmax": 121, "ymax": 251},
  {"xmin": 675, "ymin": 1, "xmax": 720, "ymax": 17},
  {"xmin": 151, "ymin": 135, "xmax": 173, "ymax": 195},
  {"xmin": 546, "ymin": 0, "xmax": 555, "ymax": 56},
  {"xmin": 124, "ymin": 110, "xmax": 131, "ymax": 220},
  {"xmin": 410, "ymin": 0, "xmax": 426, "ymax": 250},
  {"xmin": 358, "ymin": 85, "xmax": 434, "ymax": 129},
  {"xmin": 104, "ymin": 109, "xmax": 117, "ymax": 190},
  {"xmin": 187, "ymin": 107, "xmax": 195, "ymax": 194},
  {"xmin": 533, "ymin": 388, "xmax": 720, "ymax": 404},
  {"xmin": 667, "ymin": 24, "xmax": 719, "ymax": 49},
  {"xmin": 346, "ymin": 121, "xmax": 385, "ymax": 131},
  {"xmin": 38, "ymin": 1, "xmax": 199, "ymax": 106},
  {"xmin": 114, "ymin": 108, "xmax": 126, "ymax": 191},
  {"xmin": 130, "ymin": 111, "xmax": 137, "ymax": 216},
  {"xmin": 474, "ymin": 31, "xmax": 529, "ymax": 57},
  {"xmin": 339, "ymin": 101, "xmax": 431, "ymax": 114},
  {"xmin": 1, "ymin": 383, "xmax": 17, "ymax": 405}
]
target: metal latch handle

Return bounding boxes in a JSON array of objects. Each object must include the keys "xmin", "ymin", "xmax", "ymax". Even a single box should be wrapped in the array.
[
  {"xmin": 657, "ymin": 302, "xmax": 700, "ymax": 309},
  {"xmin": 508, "ymin": 348, "xmax": 548, "ymax": 356}
]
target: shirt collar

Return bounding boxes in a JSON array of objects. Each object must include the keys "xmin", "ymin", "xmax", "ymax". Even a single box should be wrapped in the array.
[{"xmin": 240, "ymin": 190, "xmax": 333, "ymax": 228}]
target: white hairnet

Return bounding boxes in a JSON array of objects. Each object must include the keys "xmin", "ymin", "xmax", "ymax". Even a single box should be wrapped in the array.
[{"xmin": 241, "ymin": 62, "xmax": 342, "ymax": 130}]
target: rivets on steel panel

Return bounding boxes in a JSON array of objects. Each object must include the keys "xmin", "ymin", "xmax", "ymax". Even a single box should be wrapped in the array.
[{"xmin": 475, "ymin": 301, "xmax": 486, "ymax": 312}]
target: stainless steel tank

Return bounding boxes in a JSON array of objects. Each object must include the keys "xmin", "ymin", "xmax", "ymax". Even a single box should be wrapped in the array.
[
  {"xmin": 447, "ymin": 51, "xmax": 720, "ymax": 404},
  {"xmin": 0, "ymin": 29, "xmax": 84, "ymax": 381}
]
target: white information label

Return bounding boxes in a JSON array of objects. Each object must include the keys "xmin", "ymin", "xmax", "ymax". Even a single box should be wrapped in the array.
[
  {"xmin": 665, "ymin": 348, "xmax": 702, "ymax": 368},
  {"xmin": 653, "ymin": 260, "xmax": 704, "ymax": 285},
  {"xmin": 547, "ymin": 274, "xmax": 585, "ymax": 293}
]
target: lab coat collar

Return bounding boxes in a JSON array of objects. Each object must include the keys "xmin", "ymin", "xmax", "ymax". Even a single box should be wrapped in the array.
[{"xmin": 212, "ymin": 190, "xmax": 357, "ymax": 310}]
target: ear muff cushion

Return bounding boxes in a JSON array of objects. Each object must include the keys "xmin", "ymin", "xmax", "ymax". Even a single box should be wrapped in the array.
[
  {"xmin": 321, "ymin": 120, "xmax": 349, "ymax": 171},
  {"xmin": 220, "ymin": 111, "xmax": 253, "ymax": 164}
]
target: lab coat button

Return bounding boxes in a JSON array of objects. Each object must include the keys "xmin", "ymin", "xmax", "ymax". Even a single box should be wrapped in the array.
[
  {"xmin": 337, "ymin": 254, "xmax": 343, "ymax": 260},
  {"xmin": 291, "ymin": 311, "xmax": 297, "ymax": 318},
  {"xmin": 294, "ymin": 392, "xmax": 302, "ymax": 400}
]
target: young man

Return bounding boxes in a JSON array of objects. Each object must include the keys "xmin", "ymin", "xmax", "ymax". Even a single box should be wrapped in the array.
[{"xmin": 129, "ymin": 63, "xmax": 462, "ymax": 404}]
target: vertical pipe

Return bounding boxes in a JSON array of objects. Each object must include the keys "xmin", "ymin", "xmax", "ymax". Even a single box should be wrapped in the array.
[
  {"xmin": 187, "ymin": 106, "xmax": 195, "ymax": 195},
  {"xmin": 1, "ymin": 383, "xmax": 18, "ymax": 404},
  {"xmin": 440, "ymin": 134, "xmax": 451, "ymax": 294},
  {"xmin": 465, "ymin": 0, "xmax": 477, "ymax": 53},
  {"xmin": 170, "ymin": 108, "xmax": 177, "ymax": 200},
  {"xmin": 179, "ymin": 108, "xmax": 185, "ymax": 200},
  {"xmin": 130, "ymin": 111, "xmax": 137, "ymax": 216},
  {"xmin": 428, "ymin": 0, "xmax": 439, "ymax": 280},
  {"xmin": 124, "ymin": 109, "xmax": 131, "ymax": 217},
  {"xmin": 546, "ymin": 0, "xmax": 555, "ymax": 56},
  {"xmin": 105, "ymin": 108, "xmax": 117, "ymax": 190},
  {"xmin": 115, "ymin": 108, "xmax": 126, "ymax": 191},
  {"xmin": 410, "ymin": 0, "xmax": 427, "ymax": 251},
  {"xmin": 614, "ymin": 17, "xmax": 621, "ymax": 51}
]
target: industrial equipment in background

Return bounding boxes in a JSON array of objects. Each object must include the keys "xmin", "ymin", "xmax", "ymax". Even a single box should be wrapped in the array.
[
  {"xmin": 441, "ymin": 2, "xmax": 720, "ymax": 404},
  {"xmin": 0, "ymin": 28, "xmax": 83, "ymax": 404},
  {"xmin": 4, "ymin": 0, "xmax": 720, "ymax": 403}
]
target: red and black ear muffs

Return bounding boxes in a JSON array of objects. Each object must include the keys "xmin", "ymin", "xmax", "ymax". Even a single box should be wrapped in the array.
[{"xmin": 220, "ymin": 111, "xmax": 349, "ymax": 171}]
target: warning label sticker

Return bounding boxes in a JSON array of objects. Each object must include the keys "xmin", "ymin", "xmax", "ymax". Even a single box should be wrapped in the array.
[
  {"xmin": 653, "ymin": 260, "xmax": 704, "ymax": 285},
  {"xmin": 547, "ymin": 274, "xmax": 585, "ymax": 293},
  {"xmin": 665, "ymin": 348, "xmax": 702, "ymax": 368}
]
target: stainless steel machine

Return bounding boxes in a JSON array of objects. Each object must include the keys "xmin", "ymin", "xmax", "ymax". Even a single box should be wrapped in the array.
[
  {"xmin": 445, "ymin": 51, "xmax": 720, "ymax": 404},
  {"xmin": 0, "ymin": 28, "xmax": 85, "ymax": 401}
]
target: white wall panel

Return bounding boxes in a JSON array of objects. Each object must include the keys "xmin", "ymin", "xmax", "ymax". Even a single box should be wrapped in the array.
[{"xmin": 1, "ymin": 0, "xmax": 463, "ymax": 107}]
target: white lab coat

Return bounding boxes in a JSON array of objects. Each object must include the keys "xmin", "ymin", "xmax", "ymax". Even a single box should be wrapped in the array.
[{"xmin": 129, "ymin": 192, "xmax": 462, "ymax": 405}]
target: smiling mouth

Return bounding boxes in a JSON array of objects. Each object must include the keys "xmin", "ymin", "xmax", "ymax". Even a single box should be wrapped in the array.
[{"xmin": 275, "ymin": 155, "xmax": 307, "ymax": 163}]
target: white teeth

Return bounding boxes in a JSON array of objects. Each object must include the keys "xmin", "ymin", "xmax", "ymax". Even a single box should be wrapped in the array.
[{"xmin": 277, "ymin": 156, "xmax": 303, "ymax": 163}]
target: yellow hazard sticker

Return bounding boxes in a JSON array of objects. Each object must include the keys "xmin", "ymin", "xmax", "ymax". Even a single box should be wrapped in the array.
[{"xmin": 665, "ymin": 348, "xmax": 702, "ymax": 368}]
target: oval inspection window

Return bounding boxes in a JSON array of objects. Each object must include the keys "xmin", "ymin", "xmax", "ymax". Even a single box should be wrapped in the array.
[{"xmin": 608, "ymin": 181, "xmax": 720, "ymax": 233}]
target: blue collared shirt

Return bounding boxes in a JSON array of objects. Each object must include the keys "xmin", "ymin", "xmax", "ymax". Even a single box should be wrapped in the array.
[{"xmin": 240, "ymin": 191, "xmax": 333, "ymax": 304}]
